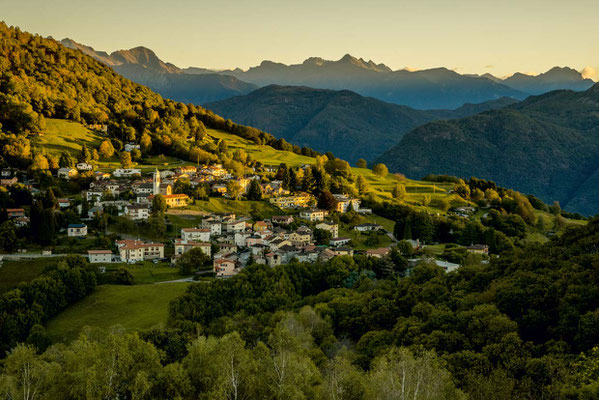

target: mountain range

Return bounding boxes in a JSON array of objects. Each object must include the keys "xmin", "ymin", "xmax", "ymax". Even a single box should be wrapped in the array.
[
  {"xmin": 60, "ymin": 39, "xmax": 258, "ymax": 104},
  {"xmin": 201, "ymin": 55, "xmax": 594, "ymax": 109},
  {"xmin": 206, "ymin": 85, "xmax": 517, "ymax": 162},
  {"xmin": 376, "ymin": 84, "xmax": 599, "ymax": 215}
]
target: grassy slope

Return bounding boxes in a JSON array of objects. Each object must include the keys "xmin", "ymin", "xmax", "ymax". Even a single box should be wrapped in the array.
[
  {"xmin": 0, "ymin": 258, "xmax": 58, "ymax": 292},
  {"xmin": 46, "ymin": 282, "xmax": 190, "ymax": 343},
  {"xmin": 34, "ymin": 119, "xmax": 103, "ymax": 157}
]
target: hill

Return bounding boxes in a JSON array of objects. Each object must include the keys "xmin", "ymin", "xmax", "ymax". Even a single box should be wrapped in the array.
[
  {"xmin": 60, "ymin": 38, "xmax": 257, "ymax": 104},
  {"xmin": 376, "ymin": 84, "xmax": 599, "ymax": 215},
  {"xmin": 206, "ymin": 85, "xmax": 518, "ymax": 162},
  {"xmin": 208, "ymin": 54, "xmax": 525, "ymax": 109}
]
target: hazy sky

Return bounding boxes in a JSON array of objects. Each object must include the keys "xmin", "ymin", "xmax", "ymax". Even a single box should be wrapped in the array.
[{"xmin": 3, "ymin": 0, "xmax": 598, "ymax": 79}]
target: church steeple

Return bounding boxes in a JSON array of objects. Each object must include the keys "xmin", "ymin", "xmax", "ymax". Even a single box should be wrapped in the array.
[{"xmin": 153, "ymin": 168, "xmax": 160, "ymax": 195}]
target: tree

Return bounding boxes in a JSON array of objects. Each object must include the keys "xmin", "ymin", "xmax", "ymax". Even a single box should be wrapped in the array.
[
  {"xmin": 226, "ymin": 180, "xmax": 242, "ymax": 200},
  {"xmin": 392, "ymin": 184, "xmax": 407, "ymax": 200},
  {"xmin": 0, "ymin": 220, "xmax": 17, "ymax": 252},
  {"xmin": 372, "ymin": 163, "xmax": 388, "ymax": 178},
  {"xmin": 98, "ymin": 140, "xmax": 115, "ymax": 158},
  {"xmin": 177, "ymin": 247, "xmax": 211, "ymax": 275},
  {"xmin": 247, "ymin": 179, "xmax": 262, "ymax": 201},
  {"xmin": 130, "ymin": 148, "xmax": 142, "ymax": 160},
  {"xmin": 59, "ymin": 152, "xmax": 74, "ymax": 167},
  {"xmin": 120, "ymin": 151, "xmax": 133, "ymax": 168},
  {"xmin": 357, "ymin": 175, "xmax": 369, "ymax": 194},
  {"xmin": 366, "ymin": 347, "xmax": 464, "ymax": 399},
  {"xmin": 78, "ymin": 143, "xmax": 91, "ymax": 163},
  {"xmin": 152, "ymin": 194, "xmax": 167, "ymax": 215},
  {"xmin": 140, "ymin": 133, "xmax": 152, "ymax": 154},
  {"xmin": 318, "ymin": 190, "xmax": 337, "ymax": 212},
  {"xmin": 356, "ymin": 158, "xmax": 368, "ymax": 168},
  {"xmin": 313, "ymin": 228, "xmax": 332, "ymax": 245},
  {"xmin": 31, "ymin": 154, "xmax": 49, "ymax": 170}
]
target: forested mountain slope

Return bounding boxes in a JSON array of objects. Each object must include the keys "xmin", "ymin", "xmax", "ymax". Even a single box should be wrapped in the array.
[
  {"xmin": 207, "ymin": 85, "xmax": 518, "ymax": 162},
  {"xmin": 376, "ymin": 84, "xmax": 599, "ymax": 214}
]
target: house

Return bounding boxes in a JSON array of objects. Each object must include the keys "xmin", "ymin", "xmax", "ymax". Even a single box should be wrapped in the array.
[
  {"xmin": 253, "ymin": 221, "xmax": 270, "ymax": 232},
  {"xmin": 265, "ymin": 252, "xmax": 282, "ymax": 267},
  {"xmin": 234, "ymin": 231, "xmax": 252, "ymax": 247},
  {"xmin": 124, "ymin": 143, "xmax": 141, "ymax": 152},
  {"xmin": 87, "ymin": 250, "xmax": 113, "ymax": 263},
  {"xmin": 94, "ymin": 171, "xmax": 111, "ymax": 180},
  {"xmin": 225, "ymin": 220, "xmax": 246, "ymax": 233},
  {"xmin": 329, "ymin": 237, "xmax": 351, "ymax": 247},
  {"xmin": 181, "ymin": 228, "xmax": 211, "ymax": 243},
  {"xmin": 271, "ymin": 215, "xmax": 294, "ymax": 225},
  {"xmin": 177, "ymin": 165, "xmax": 197, "ymax": 174},
  {"xmin": 57, "ymin": 198, "xmax": 71, "ymax": 208},
  {"xmin": 288, "ymin": 231, "xmax": 312, "ymax": 247},
  {"xmin": 316, "ymin": 221, "xmax": 339, "ymax": 238},
  {"xmin": 67, "ymin": 223, "xmax": 88, "ymax": 237},
  {"xmin": 332, "ymin": 194, "xmax": 361, "ymax": 213},
  {"xmin": 213, "ymin": 258, "xmax": 237, "ymax": 278},
  {"xmin": 57, "ymin": 167, "xmax": 78, "ymax": 179},
  {"xmin": 84, "ymin": 189, "xmax": 104, "ymax": 203},
  {"xmin": 88, "ymin": 206, "xmax": 103, "ymax": 218},
  {"xmin": 153, "ymin": 194, "xmax": 190, "ymax": 208},
  {"xmin": 174, "ymin": 239, "xmax": 211, "ymax": 256},
  {"xmin": 299, "ymin": 209, "xmax": 325, "ymax": 222},
  {"xmin": 211, "ymin": 184, "xmax": 227, "ymax": 195},
  {"xmin": 76, "ymin": 162, "xmax": 93, "ymax": 171},
  {"xmin": 366, "ymin": 247, "xmax": 391, "ymax": 258},
  {"xmin": 116, "ymin": 239, "xmax": 165, "ymax": 262},
  {"xmin": 466, "ymin": 244, "xmax": 489, "ymax": 254},
  {"xmin": 354, "ymin": 223, "xmax": 382, "ymax": 232},
  {"xmin": 6, "ymin": 208, "xmax": 25, "ymax": 218},
  {"xmin": 334, "ymin": 247, "xmax": 354, "ymax": 257},
  {"xmin": 159, "ymin": 183, "xmax": 173, "ymax": 196},
  {"xmin": 269, "ymin": 238, "xmax": 291, "ymax": 252},
  {"xmin": 113, "ymin": 168, "xmax": 141, "ymax": 178},
  {"xmin": 269, "ymin": 193, "xmax": 313, "ymax": 208},
  {"xmin": 218, "ymin": 243, "xmax": 238, "ymax": 254},
  {"xmin": 14, "ymin": 216, "xmax": 29, "ymax": 228},
  {"xmin": 0, "ymin": 176, "xmax": 18, "ymax": 187},
  {"xmin": 126, "ymin": 204, "xmax": 150, "ymax": 220}
]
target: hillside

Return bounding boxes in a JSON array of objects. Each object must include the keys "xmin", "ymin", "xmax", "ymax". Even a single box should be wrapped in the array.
[
  {"xmin": 376, "ymin": 84, "xmax": 599, "ymax": 215},
  {"xmin": 61, "ymin": 38, "xmax": 257, "ymax": 103},
  {"xmin": 209, "ymin": 54, "xmax": 525, "ymax": 109},
  {"xmin": 206, "ymin": 85, "xmax": 518, "ymax": 162}
]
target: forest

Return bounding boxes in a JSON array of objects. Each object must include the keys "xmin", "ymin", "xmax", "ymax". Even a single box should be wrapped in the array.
[{"xmin": 2, "ymin": 218, "xmax": 599, "ymax": 398}]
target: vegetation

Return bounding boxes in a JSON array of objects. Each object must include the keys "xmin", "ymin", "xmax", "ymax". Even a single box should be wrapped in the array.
[
  {"xmin": 45, "ymin": 283, "xmax": 190, "ymax": 343},
  {"xmin": 376, "ymin": 84, "xmax": 599, "ymax": 215}
]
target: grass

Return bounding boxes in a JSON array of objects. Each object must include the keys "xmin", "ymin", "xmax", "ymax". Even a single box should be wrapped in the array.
[
  {"xmin": 338, "ymin": 226, "xmax": 392, "ymax": 250},
  {"xmin": 33, "ymin": 119, "xmax": 103, "ymax": 158},
  {"xmin": 123, "ymin": 262, "xmax": 185, "ymax": 284},
  {"xmin": 46, "ymin": 283, "xmax": 190, "ymax": 343},
  {"xmin": 0, "ymin": 258, "xmax": 61, "ymax": 293},
  {"xmin": 179, "ymin": 198, "xmax": 281, "ymax": 218},
  {"xmin": 208, "ymin": 129, "xmax": 315, "ymax": 167}
]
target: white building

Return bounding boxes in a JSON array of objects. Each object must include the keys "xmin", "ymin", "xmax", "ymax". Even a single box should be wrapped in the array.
[
  {"xmin": 181, "ymin": 228, "xmax": 211, "ymax": 242},
  {"xmin": 116, "ymin": 239, "xmax": 164, "ymax": 262},
  {"xmin": 316, "ymin": 222, "xmax": 339, "ymax": 238},
  {"xmin": 299, "ymin": 209, "xmax": 325, "ymax": 222},
  {"xmin": 76, "ymin": 162, "xmax": 93, "ymax": 171},
  {"xmin": 126, "ymin": 204, "xmax": 150, "ymax": 220},
  {"xmin": 174, "ymin": 239, "xmax": 211, "ymax": 256},
  {"xmin": 58, "ymin": 167, "xmax": 78, "ymax": 180},
  {"xmin": 113, "ymin": 168, "xmax": 141, "ymax": 178},
  {"xmin": 67, "ymin": 223, "xmax": 87, "ymax": 237},
  {"xmin": 87, "ymin": 250, "xmax": 113, "ymax": 263}
]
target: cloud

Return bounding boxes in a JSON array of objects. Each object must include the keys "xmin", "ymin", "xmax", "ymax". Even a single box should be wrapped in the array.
[
  {"xmin": 484, "ymin": 64, "xmax": 494, "ymax": 69},
  {"xmin": 582, "ymin": 66, "xmax": 597, "ymax": 80}
]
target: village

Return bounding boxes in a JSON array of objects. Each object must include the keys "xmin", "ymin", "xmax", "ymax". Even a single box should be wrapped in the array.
[{"xmin": 0, "ymin": 157, "xmax": 491, "ymax": 279}]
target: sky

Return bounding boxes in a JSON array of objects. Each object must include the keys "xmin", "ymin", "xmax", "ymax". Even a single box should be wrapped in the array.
[{"xmin": 2, "ymin": 0, "xmax": 598, "ymax": 79}]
